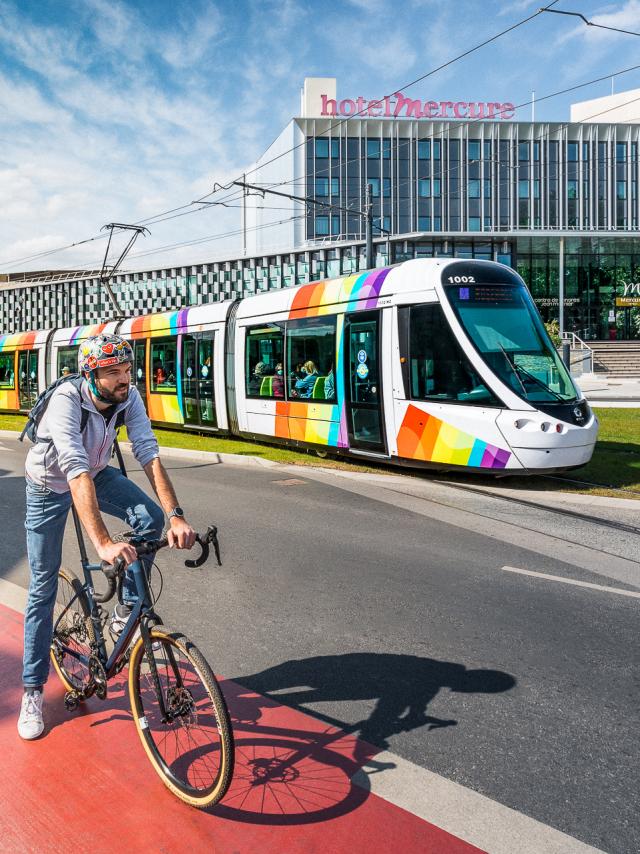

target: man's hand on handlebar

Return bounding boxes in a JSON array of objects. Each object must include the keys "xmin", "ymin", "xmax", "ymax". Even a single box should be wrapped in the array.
[
  {"xmin": 167, "ymin": 516, "xmax": 197, "ymax": 550},
  {"xmin": 97, "ymin": 539, "xmax": 138, "ymax": 567}
]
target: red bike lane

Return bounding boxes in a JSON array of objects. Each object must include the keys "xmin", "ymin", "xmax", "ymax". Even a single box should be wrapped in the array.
[{"xmin": 0, "ymin": 603, "xmax": 483, "ymax": 853}]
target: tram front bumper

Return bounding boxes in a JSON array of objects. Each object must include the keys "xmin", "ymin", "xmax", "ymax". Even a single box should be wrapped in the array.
[{"xmin": 496, "ymin": 410, "xmax": 598, "ymax": 472}]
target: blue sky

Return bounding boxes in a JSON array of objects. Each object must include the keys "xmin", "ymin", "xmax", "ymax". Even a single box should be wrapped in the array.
[{"xmin": 1, "ymin": 0, "xmax": 640, "ymax": 272}]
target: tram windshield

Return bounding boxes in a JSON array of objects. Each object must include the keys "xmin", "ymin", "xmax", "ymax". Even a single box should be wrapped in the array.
[{"xmin": 445, "ymin": 282, "xmax": 579, "ymax": 403}]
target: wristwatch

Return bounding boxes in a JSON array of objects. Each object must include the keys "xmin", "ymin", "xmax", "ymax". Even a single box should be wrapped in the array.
[{"xmin": 167, "ymin": 506, "xmax": 185, "ymax": 521}]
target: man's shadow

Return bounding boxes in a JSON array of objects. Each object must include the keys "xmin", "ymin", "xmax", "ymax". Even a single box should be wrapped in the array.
[{"xmin": 233, "ymin": 652, "xmax": 516, "ymax": 766}]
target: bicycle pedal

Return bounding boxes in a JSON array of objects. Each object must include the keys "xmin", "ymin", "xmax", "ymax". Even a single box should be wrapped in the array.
[{"xmin": 64, "ymin": 691, "xmax": 81, "ymax": 712}]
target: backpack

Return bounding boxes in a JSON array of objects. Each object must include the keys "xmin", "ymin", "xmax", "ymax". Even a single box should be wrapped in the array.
[{"xmin": 19, "ymin": 373, "xmax": 125, "ymax": 443}]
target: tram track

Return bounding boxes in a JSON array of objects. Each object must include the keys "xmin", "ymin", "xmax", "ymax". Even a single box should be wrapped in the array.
[{"xmin": 436, "ymin": 478, "xmax": 640, "ymax": 539}]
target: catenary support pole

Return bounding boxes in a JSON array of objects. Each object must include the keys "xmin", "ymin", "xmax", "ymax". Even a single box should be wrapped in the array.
[
  {"xmin": 558, "ymin": 236, "xmax": 565, "ymax": 339},
  {"xmin": 365, "ymin": 183, "xmax": 373, "ymax": 270}
]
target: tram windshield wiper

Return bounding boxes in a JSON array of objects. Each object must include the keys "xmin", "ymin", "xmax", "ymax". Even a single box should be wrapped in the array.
[{"xmin": 499, "ymin": 345, "xmax": 566, "ymax": 402}]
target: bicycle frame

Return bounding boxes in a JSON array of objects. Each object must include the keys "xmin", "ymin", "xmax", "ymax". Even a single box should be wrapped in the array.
[{"xmin": 55, "ymin": 505, "xmax": 159, "ymax": 681}]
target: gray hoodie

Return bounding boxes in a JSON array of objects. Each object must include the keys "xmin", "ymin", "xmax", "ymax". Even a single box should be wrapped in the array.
[{"xmin": 25, "ymin": 380, "xmax": 159, "ymax": 493}]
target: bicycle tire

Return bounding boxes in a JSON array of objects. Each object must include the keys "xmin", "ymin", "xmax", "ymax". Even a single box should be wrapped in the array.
[
  {"xmin": 50, "ymin": 567, "xmax": 95, "ymax": 696},
  {"xmin": 128, "ymin": 625, "xmax": 234, "ymax": 808}
]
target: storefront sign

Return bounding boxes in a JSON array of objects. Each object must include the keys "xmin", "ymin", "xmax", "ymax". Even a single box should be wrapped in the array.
[
  {"xmin": 616, "ymin": 282, "xmax": 640, "ymax": 307},
  {"xmin": 320, "ymin": 92, "xmax": 515, "ymax": 121},
  {"xmin": 534, "ymin": 298, "xmax": 580, "ymax": 307}
]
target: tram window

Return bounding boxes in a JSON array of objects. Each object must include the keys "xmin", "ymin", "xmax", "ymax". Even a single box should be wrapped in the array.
[
  {"xmin": 404, "ymin": 305, "xmax": 500, "ymax": 406},
  {"xmin": 57, "ymin": 347, "xmax": 78, "ymax": 377},
  {"xmin": 245, "ymin": 324, "xmax": 284, "ymax": 398},
  {"xmin": 286, "ymin": 317, "xmax": 336, "ymax": 402},
  {"xmin": 0, "ymin": 354, "xmax": 14, "ymax": 388},
  {"xmin": 150, "ymin": 338, "xmax": 177, "ymax": 393}
]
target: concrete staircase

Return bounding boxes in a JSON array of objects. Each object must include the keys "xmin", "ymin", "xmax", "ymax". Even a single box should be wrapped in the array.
[{"xmin": 589, "ymin": 341, "xmax": 640, "ymax": 377}]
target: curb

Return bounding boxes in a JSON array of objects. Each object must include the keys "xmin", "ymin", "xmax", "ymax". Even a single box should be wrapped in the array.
[{"xmin": 4, "ymin": 429, "xmax": 637, "ymax": 509}]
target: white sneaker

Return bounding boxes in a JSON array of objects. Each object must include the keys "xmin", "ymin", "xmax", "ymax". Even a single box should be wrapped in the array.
[
  {"xmin": 18, "ymin": 689, "xmax": 44, "ymax": 740},
  {"xmin": 109, "ymin": 602, "xmax": 132, "ymax": 637}
]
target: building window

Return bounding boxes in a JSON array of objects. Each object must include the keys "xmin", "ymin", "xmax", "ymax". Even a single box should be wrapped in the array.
[
  {"xmin": 533, "ymin": 179, "xmax": 540, "ymax": 199},
  {"xmin": 331, "ymin": 177, "xmax": 339, "ymax": 196},
  {"xmin": 369, "ymin": 177, "xmax": 380, "ymax": 197},
  {"xmin": 433, "ymin": 141, "xmax": 441, "ymax": 159},
  {"xmin": 331, "ymin": 215, "xmax": 340, "ymax": 235},
  {"xmin": 382, "ymin": 138, "xmax": 391, "ymax": 159},
  {"xmin": 518, "ymin": 142, "xmax": 529, "ymax": 161},
  {"xmin": 316, "ymin": 216, "xmax": 329, "ymax": 235},
  {"xmin": 617, "ymin": 181, "xmax": 627, "ymax": 200},
  {"xmin": 468, "ymin": 141, "xmax": 481, "ymax": 161},
  {"xmin": 418, "ymin": 216, "xmax": 431, "ymax": 231},
  {"xmin": 468, "ymin": 179, "xmax": 480, "ymax": 198},
  {"xmin": 567, "ymin": 179, "xmax": 578, "ymax": 199},
  {"xmin": 616, "ymin": 142, "xmax": 627, "ymax": 162},
  {"xmin": 519, "ymin": 180, "xmax": 529, "ymax": 198},
  {"xmin": 245, "ymin": 324, "xmax": 284, "ymax": 398},
  {"xmin": 418, "ymin": 141, "xmax": 430, "ymax": 159},
  {"xmin": 331, "ymin": 139, "xmax": 339, "ymax": 158},
  {"xmin": 287, "ymin": 317, "xmax": 337, "ymax": 401},
  {"xmin": 567, "ymin": 142, "xmax": 578, "ymax": 161},
  {"xmin": 433, "ymin": 179, "xmax": 441, "ymax": 197},
  {"xmin": 374, "ymin": 216, "xmax": 391, "ymax": 234},
  {"xmin": 468, "ymin": 217, "xmax": 481, "ymax": 231},
  {"xmin": 367, "ymin": 139, "xmax": 380, "ymax": 159},
  {"xmin": 315, "ymin": 178, "xmax": 329, "ymax": 197},
  {"xmin": 315, "ymin": 139, "xmax": 329, "ymax": 158},
  {"xmin": 383, "ymin": 177, "xmax": 391, "ymax": 197},
  {"xmin": 151, "ymin": 339, "xmax": 177, "ymax": 393},
  {"xmin": 418, "ymin": 179, "xmax": 431, "ymax": 197},
  {"xmin": 402, "ymin": 304, "xmax": 499, "ymax": 406}
]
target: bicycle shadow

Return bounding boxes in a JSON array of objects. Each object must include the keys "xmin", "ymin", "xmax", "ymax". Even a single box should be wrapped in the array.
[{"xmin": 212, "ymin": 652, "xmax": 515, "ymax": 825}]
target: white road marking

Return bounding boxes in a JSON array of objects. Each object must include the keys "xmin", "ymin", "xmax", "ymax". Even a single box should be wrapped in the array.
[
  {"xmin": 352, "ymin": 752, "xmax": 604, "ymax": 854},
  {"xmin": 501, "ymin": 565, "xmax": 640, "ymax": 598}
]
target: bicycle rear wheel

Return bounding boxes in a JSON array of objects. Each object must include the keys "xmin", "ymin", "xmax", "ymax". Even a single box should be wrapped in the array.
[
  {"xmin": 50, "ymin": 567, "xmax": 95, "ymax": 696},
  {"xmin": 128, "ymin": 625, "xmax": 234, "ymax": 808}
]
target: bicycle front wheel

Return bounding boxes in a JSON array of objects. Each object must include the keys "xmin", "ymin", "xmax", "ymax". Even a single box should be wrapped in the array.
[
  {"xmin": 50, "ymin": 567, "xmax": 95, "ymax": 696},
  {"xmin": 128, "ymin": 626, "xmax": 234, "ymax": 808}
]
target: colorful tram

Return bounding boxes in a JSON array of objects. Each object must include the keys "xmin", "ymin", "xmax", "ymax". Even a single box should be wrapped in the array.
[{"xmin": 0, "ymin": 259, "xmax": 597, "ymax": 473}]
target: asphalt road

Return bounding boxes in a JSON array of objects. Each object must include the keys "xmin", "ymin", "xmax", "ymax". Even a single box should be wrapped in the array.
[{"xmin": 2, "ymin": 439, "xmax": 638, "ymax": 853}]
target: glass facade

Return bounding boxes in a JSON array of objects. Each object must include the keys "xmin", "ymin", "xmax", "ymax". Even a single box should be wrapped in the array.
[
  {"xmin": 302, "ymin": 121, "xmax": 640, "ymax": 239},
  {"xmin": 1, "ymin": 118, "xmax": 639, "ymax": 340}
]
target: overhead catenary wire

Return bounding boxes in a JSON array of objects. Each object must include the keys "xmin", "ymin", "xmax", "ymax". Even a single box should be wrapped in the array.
[{"xmin": 4, "ymin": 0, "xmax": 637, "ymax": 273}]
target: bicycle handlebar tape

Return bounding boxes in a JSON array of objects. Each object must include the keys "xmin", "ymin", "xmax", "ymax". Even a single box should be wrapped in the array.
[
  {"xmin": 185, "ymin": 526, "xmax": 221, "ymax": 568},
  {"xmin": 95, "ymin": 560, "xmax": 118, "ymax": 604}
]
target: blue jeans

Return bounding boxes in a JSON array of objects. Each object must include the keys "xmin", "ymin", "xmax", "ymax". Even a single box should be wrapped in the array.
[{"xmin": 23, "ymin": 465, "xmax": 164, "ymax": 688}]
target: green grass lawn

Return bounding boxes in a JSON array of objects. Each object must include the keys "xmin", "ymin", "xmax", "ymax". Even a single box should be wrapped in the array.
[{"xmin": 2, "ymin": 408, "xmax": 637, "ymax": 498}]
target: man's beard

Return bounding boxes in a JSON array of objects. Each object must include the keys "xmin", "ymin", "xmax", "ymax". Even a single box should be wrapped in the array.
[{"xmin": 97, "ymin": 381, "xmax": 130, "ymax": 404}]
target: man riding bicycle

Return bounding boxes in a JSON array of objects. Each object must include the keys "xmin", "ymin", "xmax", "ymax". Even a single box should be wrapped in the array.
[{"xmin": 19, "ymin": 333, "xmax": 196, "ymax": 740}]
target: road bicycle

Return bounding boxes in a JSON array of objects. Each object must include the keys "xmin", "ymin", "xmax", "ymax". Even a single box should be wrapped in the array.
[{"xmin": 50, "ymin": 504, "xmax": 234, "ymax": 809}]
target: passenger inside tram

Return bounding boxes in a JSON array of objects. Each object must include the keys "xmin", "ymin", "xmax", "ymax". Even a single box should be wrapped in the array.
[
  {"xmin": 273, "ymin": 362, "xmax": 284, "ymax": 398},
  {"xmin": 293, "ymin": 360, "xmax": 319, "ymax": 398},
  {"xmin": 248, "ymin": 361, "xmax": 268, "ymax": 396}
]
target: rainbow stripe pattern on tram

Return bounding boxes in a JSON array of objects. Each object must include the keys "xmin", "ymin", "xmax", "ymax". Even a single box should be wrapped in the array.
[
  {"xmin": 280, "ymin": 269, "xmax": 390, "ymax": 448},
  {"xmin": 289, "ymin": 268, "xmax": 391, "ymax": 318},
  {"xmin": 69, "ymin": 323, "xmax": 109, "ymax": 343},
  {"xmin": 0, "ymin": 331, "xmax": 39, "ymax": 351},
  {"xmin": 130, "ymin": 309, "xmax": 193, "ymax": 425},
  {"xmin": 397, "ymin": 405, "xmax": 511, "ymax": 469}
]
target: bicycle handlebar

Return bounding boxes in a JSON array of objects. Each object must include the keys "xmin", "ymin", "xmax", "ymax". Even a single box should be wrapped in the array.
[{"xmin": 95, "ymin": 525, "xmax": 221, "ymax": 604}]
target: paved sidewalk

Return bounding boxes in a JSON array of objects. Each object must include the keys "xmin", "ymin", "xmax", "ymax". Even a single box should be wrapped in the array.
[{"xmin": 578, "ymin": 373, "xmax": 640, "ymax": 405}]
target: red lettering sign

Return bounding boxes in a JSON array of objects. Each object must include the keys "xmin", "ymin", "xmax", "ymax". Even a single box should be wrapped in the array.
[{"xmin": 318, "ymin": 92, "xmax": 515, "ymax": 120}]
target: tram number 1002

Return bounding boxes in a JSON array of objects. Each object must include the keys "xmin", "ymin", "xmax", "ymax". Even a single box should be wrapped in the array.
[{"xmin": 447, "ymin": 275, "xmax": 476, "ymax": 284}]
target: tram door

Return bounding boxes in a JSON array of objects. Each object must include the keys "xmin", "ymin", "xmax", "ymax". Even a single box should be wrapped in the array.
[
  {"xmin": 18, "ymin": 350, "xmax": 38, "ymax": 410},
  {"xmin": 182, "ymin": 333, "xmax": 216, "ymax": 428},
  {"xmin": 133, "ymin": 341, "xmax": 147, "ymax": 408},
  {"xmin": 344, "ymin": 312, "xmax": 386, "ymax": 453}
]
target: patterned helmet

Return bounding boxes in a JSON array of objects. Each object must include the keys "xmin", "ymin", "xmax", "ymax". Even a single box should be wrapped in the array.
[{"xmin": 78, "ymin": 334, "xmax": 133, "ymax": 373}]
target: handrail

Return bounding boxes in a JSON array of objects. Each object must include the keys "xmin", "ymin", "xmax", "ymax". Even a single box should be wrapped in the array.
[{"xmin": 561, "ymin": 332, "xmax": 594, "ymax": 373}]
